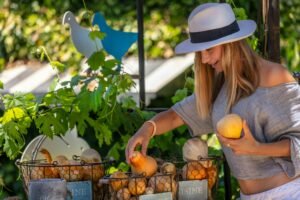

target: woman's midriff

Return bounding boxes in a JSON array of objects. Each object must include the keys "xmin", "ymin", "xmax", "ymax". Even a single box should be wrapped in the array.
[{"xmin": 238, "ymin": 172, "xmax": 299, "ymax": 195}]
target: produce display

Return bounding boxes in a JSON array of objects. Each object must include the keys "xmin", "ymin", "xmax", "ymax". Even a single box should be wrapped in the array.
[
  {"xmin": 106, "ymin": 168, "xmax": 176, "ymax": 199},
  {"xmin": 102, "ymin": 138, "xmax": 220, "ymax": 200},
  {"xmin": 17, "ymin": 148, "xmax": 108, "ymax": 199},
  {"xmin": 18, "ymin": 138, "xmax": 220, "ymax": 200}
]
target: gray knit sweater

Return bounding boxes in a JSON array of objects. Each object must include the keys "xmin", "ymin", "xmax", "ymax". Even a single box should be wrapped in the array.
[{"xmin": 172, "ymin": 82, "xmax": 300, "ymax": 180}]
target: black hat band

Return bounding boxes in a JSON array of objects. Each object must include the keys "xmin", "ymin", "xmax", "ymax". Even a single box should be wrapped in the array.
[{"xmin": 189, "ymin": 20, "xmax": 240, "ymax": 43}]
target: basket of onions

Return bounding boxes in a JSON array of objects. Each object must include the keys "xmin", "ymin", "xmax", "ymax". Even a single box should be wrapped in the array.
[
  {"xmin": 16, "ymin": 147, "xmax": 113, "ymax": 199},
  {"xmin": 100, "ymin": 151, "xmax": 178, "ymax": 200},
  {"xmin": 179, "ymin": 137, "xmax": 222, "ymax": 200}
]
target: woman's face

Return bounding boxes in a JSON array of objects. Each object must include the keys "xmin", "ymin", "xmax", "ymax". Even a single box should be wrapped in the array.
[{"xmin": 200, "ymin": 45, "xmax": 223, "ymax": 73}]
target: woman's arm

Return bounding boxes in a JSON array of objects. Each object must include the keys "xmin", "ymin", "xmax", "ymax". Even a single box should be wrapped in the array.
[
  {"xmin": 218, "ymin": 120, "xmax": 291, "ymax": 157},
  {"xmin": 254, "ymin": 139, "xmax": 290, "ymax": 157},
  {"xmin": 125, "ymin": 108, "xmax": 184, "ymax": 163}
]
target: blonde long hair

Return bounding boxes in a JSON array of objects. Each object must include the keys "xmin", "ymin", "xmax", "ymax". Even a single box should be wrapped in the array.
[{"xmin": 194, "ymin": 40, "xmax": 260, "ymax": 119}]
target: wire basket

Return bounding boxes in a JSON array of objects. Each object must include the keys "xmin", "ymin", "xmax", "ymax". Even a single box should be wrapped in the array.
[
  {"xmin": 16, "ymin": 157, "xmax": 114, "ymax": 200},
  {"xmin": 15, "ymin": 131, "xmax": 116, "ymax": 199},
  {"xmin": 99, "ymin": 172, "xmax": 177, "ymax": 200},
  {"xmin": 174, "ymin": 155, "xmax": 223, "ymax": 200}
]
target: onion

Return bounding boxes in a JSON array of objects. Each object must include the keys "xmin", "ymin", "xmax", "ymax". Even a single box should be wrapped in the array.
[
  {"xmin": 128, "ymin": 177, "xmax": 146, "ymax": 196},
  {"xmin": 80, "ymin": 148, "xmax": 102, "ymax": 163},
  {"xmin": 110, "ymin": 171, "xmax": 129, "ymax": 192},
  {"xmin": 116, "ymin": 188, "xmax": 131, "ymax": 200},
  {"xmin": 182, "ymin": 161, "xmax": 207, "ymax": 180},
  {"xmin": 182, "ymin": 138, "xmax": 208, "ymax": 161},
  {"xmin": 148, "ymin": 175, "xmax": 177, "ymax": 198},
  {"xmin": 160, "ymin": 162, "xmax": 176, "ymax": 178}
]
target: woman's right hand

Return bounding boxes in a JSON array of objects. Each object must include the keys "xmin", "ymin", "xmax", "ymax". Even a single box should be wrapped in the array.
[
  {"xmin": 125, "ymin": 109, "xmax": 184, "ymax": 164},
  {"xmin": 125, "ymin": 123, "xmax": 154, "ymax": 164}
]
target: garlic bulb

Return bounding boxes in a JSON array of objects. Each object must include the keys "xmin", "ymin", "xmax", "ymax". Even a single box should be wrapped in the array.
[{"xmin": 182, "ymin": 138, "xmax": 208, "ymax": 161}]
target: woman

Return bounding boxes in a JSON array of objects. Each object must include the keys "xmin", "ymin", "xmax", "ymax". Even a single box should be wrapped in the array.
[{"xmin": 126, "ymin": 3, "xmax": 300, "ymax": 199}]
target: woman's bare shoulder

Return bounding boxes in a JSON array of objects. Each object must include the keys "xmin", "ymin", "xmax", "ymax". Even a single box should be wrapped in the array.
[{"xmin": 259, "ymin": 60, "xmax": 296, "ymax": 88}]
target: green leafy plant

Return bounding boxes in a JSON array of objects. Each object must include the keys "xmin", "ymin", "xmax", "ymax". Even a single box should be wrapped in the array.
[{"xmin": 0, "ymin": 9, "xmax": 143, "ymax": 160}]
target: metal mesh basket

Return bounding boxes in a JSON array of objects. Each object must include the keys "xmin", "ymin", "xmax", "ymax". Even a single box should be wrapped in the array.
[
  {"xmin": 16, "ymin": 158, "xmax": 113, "ymax": 199},
  {"xmin": 99, "ymin": 172, "xmax": 176, "ymax": 199},
  {"xmin": 16, "ymin": 133, "xmax": 114, "ymax": 200},
  {"xmin": 174, "ymin": 155, "xmax": 223, "ymax": 200}
]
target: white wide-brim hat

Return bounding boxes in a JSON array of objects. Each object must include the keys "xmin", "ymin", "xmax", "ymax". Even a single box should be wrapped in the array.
[{"xmin": 175, "ymin": 3, "xmax": 257, "ymax": 54}]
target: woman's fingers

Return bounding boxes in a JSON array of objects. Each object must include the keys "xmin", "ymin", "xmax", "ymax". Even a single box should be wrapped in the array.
[
  {"xmin": 125, "ymin": 139, "xmax": 139, "ymax": 164},
  {"xmin": 242, "ymin": 120, "xmax": 251, "ymax": 137},
  {"xmin": 141, "ymin": 140, "xmax": 149, "ymax": 156}
]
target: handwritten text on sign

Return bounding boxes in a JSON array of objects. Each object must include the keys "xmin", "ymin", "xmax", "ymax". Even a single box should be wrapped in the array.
[{"xmin": 178, "ymin": 179, "xmax": 208, "ymax": 200}]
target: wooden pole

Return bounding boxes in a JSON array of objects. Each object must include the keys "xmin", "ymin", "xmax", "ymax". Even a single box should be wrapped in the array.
[
  {"xmin": 136, "ymin": 0, "xmax": 146, "ymax": 109},
  {"xmin": 262, "ymin": 0, "xmax": 280, "ymax": 63}
]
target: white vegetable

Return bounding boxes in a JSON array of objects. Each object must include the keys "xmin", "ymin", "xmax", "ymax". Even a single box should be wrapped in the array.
[
  {"xmin": 182, "ymin": 138, "xmax": 208, "ymax": 161},
  {"xmin": 80, "ymin": 148, "xmax": 102, "ymax": 163}
]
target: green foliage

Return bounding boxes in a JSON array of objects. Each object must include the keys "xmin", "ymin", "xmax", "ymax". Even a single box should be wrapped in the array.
[
  {"xmin": 0, "ymin": 93, "xmax": 36, "ymax": 159},
  {"xmin": 280, "ymin": 0, "xmax": 300, "ymax": 70},
  {"xmin": 0, "ymin": 5, "xmax": 140, "ymax": 161},
  {"xmin": 0, "ymin": 158, "xmax": 25, "ymax": 199},
  {"xmin": 0, "ymin": 0, "xmax": 299, "ymax": 69}
]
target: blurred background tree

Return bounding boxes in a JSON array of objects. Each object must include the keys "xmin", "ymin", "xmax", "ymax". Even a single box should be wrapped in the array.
[{"xmin": 0, "ymin": 0, "xmax": 298, "ymax": 71}]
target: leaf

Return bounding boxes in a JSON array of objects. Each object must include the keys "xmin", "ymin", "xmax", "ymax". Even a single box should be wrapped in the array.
[
  {"xmin": 1, "ymin": 119, "xmax": 29, "ymax": 159},
  {"xmin": 118, "ymin": 74, "xmax": 135, "ymax": 92},
  {"xmin": 233, "ymin": 8, "xmax": 248, "ymax": 20},
  {"xmin": 121, "ymin": 96, "xmax": 137, "ymax": 109},
  {"xmin": 149, "ymin": 131, "xmax": 173, "ymax": 152},
  {"xmin": 185, "ymin": 77, "xmax": 194, "ymax": 91},
  {"xmin": 2, "ymin": 93, "xmax": 36, "ymax": 109},
  {"xmin": 3, "ymin": 137, "xmax": 22, "ymax": 159},
  {"xmin": 89, "ymin": 30, "xmax": 106, "ymax": 41},
  {"xmin": 69, "ymin": 111, "xmax": 90, "ymax": 136},
  {"xmin": 171, "ymin": 88, "xmax": 188, "ymax": 103},
  {"xmin": 49, "ymin": 77, "xmax": 58, "ymax": 92},
  {"xmin": 117, "ymin": 162, "xmax": 130, "ymax": 172},
  {"xmin": 104, "ymin": 59, "xmax": 120, "ymax": 69},
  {"xmin": 104, "ymin": 85, "xmax": 117, "ymax": 101},
  {"xmin": 5, "ymin": 121, "xmax": 26, "ymax": 145},
  {"xmin": 35, "ymin": 109, "xmax": 69, "ymax": 137},
  {"xmin": 50, "ymin": 61, "xmax": 65, "ymax": 72},
  {"xmin": 87, "ymin": 51, "xmax": 105, "ymax": 70},
  {"xmin": 70, "ymin": 75, "xmax": 83, "ymax": 87},
  {"xmin": 0, "ymin": 80, "xmax": 3, "ymax": 89},
  {"xmin": 40, "ymin": 50, "xmax": 45, "ymax": 61},
  {"xmin": 2, "ymin": 107, "xmax": 26, "ymax": 124},
  {"xmin": 77, "ymin": 90, "xmax": 91, "ymax": 113},
  {"xmin": 107, "ymin": 142, "xmax": 121, "ymax": 161},
  {"xmin": 88, "ymin": 120, "xmax": 113, "ymax": 147}
]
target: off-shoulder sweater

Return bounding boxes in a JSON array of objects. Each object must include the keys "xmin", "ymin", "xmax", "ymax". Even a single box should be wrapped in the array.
[{"xmin": 172, "ymin": 82, "xmax": 300, "ymax": 180}]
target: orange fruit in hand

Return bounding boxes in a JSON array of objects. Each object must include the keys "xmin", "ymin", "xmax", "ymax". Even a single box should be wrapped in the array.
[{"xmin": 217, "ymin": 114, "xmax": 243, "ymax": 139}]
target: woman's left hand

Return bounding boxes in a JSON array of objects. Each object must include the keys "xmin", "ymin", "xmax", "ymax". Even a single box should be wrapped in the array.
[{"xmin": 217, "ymin": 120, "xmax": 261, "ymax": 155}]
